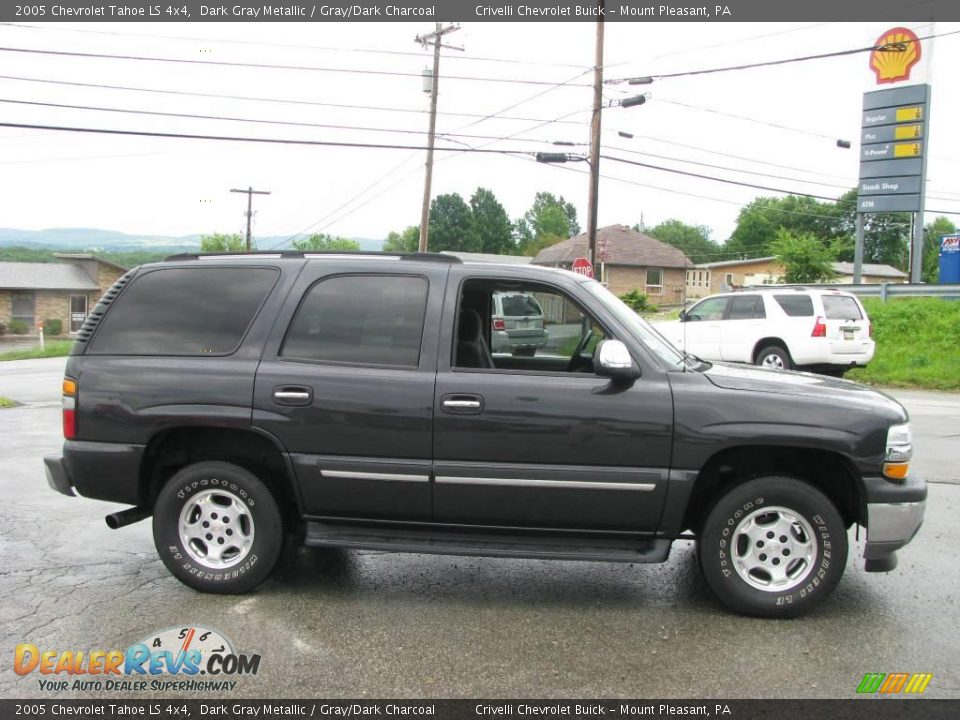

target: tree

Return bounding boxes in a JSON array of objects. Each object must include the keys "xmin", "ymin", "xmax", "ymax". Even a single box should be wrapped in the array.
[
  {"xmin": 923, "ymin": 217, "xmax": 957, "ymax": 283},
  {"xmin": 469, "ymin": 187, "xmax": 516, "ymax": 254},
  {"xmin": 428, "ymin": 193, "xmax": 476, "ymax": 252},
  {"xmin": 291, "ymin": 233, "xmax": 360, "ymax": 252},
  {"xmin": 383, "ymin": 225, "xmax": 420, "ymax": 252},
  {"xmin": 770, "ymin": 229, "xmax": 837, "ymax": 283},
  {"xmin": 725, "ymin": 195, "xmax": 847, "ymax": 259},
  {"xmin": 200, "ymin": 233, "xmax": 247, "ymax": 252},
  {"xmin": 645, "ymin": 219, "xmax": 720, "ymax": 264},
  {"xmin": 515, "ymin": 192, "xmax": 580, "ymax": 255}
]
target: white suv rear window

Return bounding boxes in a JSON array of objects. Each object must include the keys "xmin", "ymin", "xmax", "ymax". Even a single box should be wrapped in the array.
[{"xmin": 822, "ymin": 295, "xmax": 863, "ymax": 320}]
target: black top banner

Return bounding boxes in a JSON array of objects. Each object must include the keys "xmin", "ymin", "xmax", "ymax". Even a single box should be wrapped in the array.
[{"xmin": 5, "ymin": 0, "xmax": 960, "ymax": 22}]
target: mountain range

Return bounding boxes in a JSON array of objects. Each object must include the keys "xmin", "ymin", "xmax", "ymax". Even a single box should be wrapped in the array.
[{"xmin": 0, "ymin": 227, "xmax": 385, "ymax": 253}]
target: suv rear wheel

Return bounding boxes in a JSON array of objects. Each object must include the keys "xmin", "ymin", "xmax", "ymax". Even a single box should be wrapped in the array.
[
  {"xmin": 153, "ymin": 461, "xmax": 284, "ymax": 593},
  {"xmin": 698, "ymin": 476, "xmax": 847, "ymax": 617},
  {"xmin": 756, "ymin": 345, "xmax": 792, "ymax": 371}
]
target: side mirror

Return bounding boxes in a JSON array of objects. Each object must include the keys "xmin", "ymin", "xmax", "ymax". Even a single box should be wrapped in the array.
[
  {"xmin": 594, "ymin": 339, "xmax": 640, "ymax": 380},
  {"xmin": 678, "ymin": 310, "xmax": 688, "ymax": 322}
]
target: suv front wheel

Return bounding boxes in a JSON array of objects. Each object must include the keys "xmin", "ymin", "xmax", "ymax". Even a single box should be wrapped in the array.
[
  {"xmin": 153, "ymin": 461, "xmax": 284, "ymax": 593},
  {"xmin": 698, "ymin": 476, "xmax": 848, "ymax": 617}
]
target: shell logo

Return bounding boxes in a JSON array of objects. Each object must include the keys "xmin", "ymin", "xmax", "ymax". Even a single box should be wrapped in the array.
[{"xmin": 870, "ymin": 27, "xmax": 922, "ymax": 85}]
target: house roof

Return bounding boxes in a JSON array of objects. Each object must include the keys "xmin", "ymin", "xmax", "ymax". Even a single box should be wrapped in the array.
[
  {"xmin": 696, "ymin": 256, "xmax": 777, "ymax": 269},
  {"xmin": 52, "ymin": 253, "xmax": 130, "ymax": 272},
  {"xmin": 831, "ymin": 261, "xmax": 907, "ymax": 278},
  {"xmin": 0, "ymin": 262, "xmax": 101, "ymax": 291},
  {"xmin": 441, "ymin": 251, "xmax": 532, "ymax": 264},
  {"xmin": 532, "ymin": 225, "xmax": 693, "ymax": 269}
]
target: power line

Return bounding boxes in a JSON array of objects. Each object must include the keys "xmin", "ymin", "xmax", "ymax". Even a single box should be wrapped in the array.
[
  {"xmin": 0, "ymin": 96, "xmax": 576, "ymax": 145},
  {"xmin": 0, "ymin": 21, "xmax": 594, "ymax": 70},
  {"xmin": 0, "ymin": 72, "xmax": 589, "ymax": 126},
  {"xmin": 0, "ymin": 45, "xmax": 594, "ymax": 88},
  {"xmin": 606, "ymin": 28, "xmax": 960, "ymax": 84},
  {"xmin": 601, "ymin": 153, "xmax": 839, "ymax": 201},
  {"xmin": 0, "ymin": 120, "xmax": 545, "ymax": 155},
  {"xmin": 655, "ymin": 98, "xmax": 841, "ymax": 142}
]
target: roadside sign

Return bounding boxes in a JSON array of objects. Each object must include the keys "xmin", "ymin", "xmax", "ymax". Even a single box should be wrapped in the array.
[{"xmin": 571, "ymin": 257, "xmax": 594, "ymax": 278}]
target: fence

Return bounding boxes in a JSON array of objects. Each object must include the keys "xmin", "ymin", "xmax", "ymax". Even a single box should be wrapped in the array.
[{"xmin": 742, "ymin": 282, "xmax": 960, "ymax": 302}]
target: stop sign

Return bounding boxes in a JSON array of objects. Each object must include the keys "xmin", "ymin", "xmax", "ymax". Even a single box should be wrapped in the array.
[{"xmin": 571, "ymin": 257, "xmax": 594, "ymax": 278}]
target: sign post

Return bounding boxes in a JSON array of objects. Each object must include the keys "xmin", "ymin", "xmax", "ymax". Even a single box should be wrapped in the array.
[
  {"xmin": 855, "ymin": 25, "xmax": 932, "ymax": 284},
  {"xmin": 571, "ymin": 257, "xmax": 594, "ymax": 279}
]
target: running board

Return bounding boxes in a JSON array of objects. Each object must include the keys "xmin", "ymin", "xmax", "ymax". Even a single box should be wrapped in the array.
[{"xmin": 304, "ymin": 522, "xmax": 671, "ymax": 563}]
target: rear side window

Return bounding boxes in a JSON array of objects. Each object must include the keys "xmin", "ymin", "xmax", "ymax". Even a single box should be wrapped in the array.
[
  {"xmin": 282, "ymin": 275, "xmax": 428, "ymax": 367},
  {"xmin": 728, "ymin": 295, "xmax": 766, "ymax": 320},
  {"xmin": 774, "ymin": 294, "xmax": 814, "ymax": 317},
  {"xmin": 500, "ymin": 294, "xmax": 541, "ymax": 316},
  {"xmin": 89, "ymin": 267, "xmax": 278, "ymax": 355},
  {"xmin": 822, "ymin": 295, "xmax": 863, "ymax": 320}
]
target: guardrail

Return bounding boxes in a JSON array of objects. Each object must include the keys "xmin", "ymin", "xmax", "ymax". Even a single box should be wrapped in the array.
[{"xmin": 741, "ymin": 282, "xmax": 960, "ymax": 301}]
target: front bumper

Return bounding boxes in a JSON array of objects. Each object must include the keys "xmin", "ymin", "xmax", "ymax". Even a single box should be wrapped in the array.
[{"xmin": 862, "ymin": 473, "xmax": 926, "ymax": 572}]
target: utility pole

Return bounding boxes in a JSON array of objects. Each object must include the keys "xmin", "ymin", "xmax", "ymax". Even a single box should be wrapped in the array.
[
  {"xmin": 415, "ymin": 23, "xmax": 461, "ymax": 253},
  {"xmin": 230, "ymin": 186, "xmax": 271, "ymax": 251},
  {"xmin": 585, "ymin": 0, "xmax": 605, "ymax": 271}
]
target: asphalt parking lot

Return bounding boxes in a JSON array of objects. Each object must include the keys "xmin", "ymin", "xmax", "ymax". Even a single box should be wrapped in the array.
[{"xmin": 1, "ymin": 357, "xmax": 958, "ymax": 699}]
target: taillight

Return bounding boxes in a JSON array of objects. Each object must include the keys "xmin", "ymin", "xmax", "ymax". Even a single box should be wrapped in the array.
[
  {"xmin": 492, "ymin": 318, "xmax": 506, "ymax": 331},
  {"xmin": 811, "ymin": 316, "xmax": 826, "ymax": 338},
  {"xmin": 62, "ymin": 377, "xmax": 77, "ymax": 440}
]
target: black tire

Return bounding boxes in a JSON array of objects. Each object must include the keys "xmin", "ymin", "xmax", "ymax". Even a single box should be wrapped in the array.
[
  {"xmin": 153, "ymin": 461, "xmax": 284, "ymax": 593},
  {"xmin": 755, "ymin": 345, "xmax": 793, "ymax": 371},
  {"xmin": 698, "ymin": 476, "xmax": 848, "ymax": 618}
]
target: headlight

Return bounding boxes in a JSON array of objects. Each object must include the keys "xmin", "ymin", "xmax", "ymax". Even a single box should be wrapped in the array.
[{"xmin": 883, "ymin": 422, "xmax": 912, "ymax": 481}]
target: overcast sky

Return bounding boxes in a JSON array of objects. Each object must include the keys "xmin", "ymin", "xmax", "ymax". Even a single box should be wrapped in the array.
[{"xmin": 1, "ymin": 20, "xmax": 958, "ymax": 252}]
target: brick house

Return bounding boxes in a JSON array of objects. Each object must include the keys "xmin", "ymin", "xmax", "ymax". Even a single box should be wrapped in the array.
[
  {"xmin": 0, "ymin": 254, "xmax": 127, "ymax": 337},
  {"xmin": 687, "ymin": 256, "xmax": 908, "ymax": 299},
  {"xmin": 532, "ymin": 225, "xmax": 693, "ymax": 305}
]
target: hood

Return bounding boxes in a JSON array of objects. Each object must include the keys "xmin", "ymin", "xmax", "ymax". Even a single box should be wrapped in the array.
[{"xmin": 702, "ymin": 362, "xmax": 908, "ymax": 420}]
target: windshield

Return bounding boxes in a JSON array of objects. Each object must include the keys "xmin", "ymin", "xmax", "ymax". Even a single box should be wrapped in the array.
[{"xmin": 582, "ymin": 280, "xmax": 686, "ymax": 369}]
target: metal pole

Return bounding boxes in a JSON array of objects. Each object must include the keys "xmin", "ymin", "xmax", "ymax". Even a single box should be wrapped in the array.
[
  {"xmin": 418, "ymin": 24, "xmax": 442, "ymax": 253},
  {"xmin": 245, "ymin": 187, "xmax": 253, "ymax": 251},
  {"xmin": 853, "ymin": 213, "xmax": 865, "ymax": 284},
  {"xmin": 585, "ymin": 0, "xmax": 605, "ymax": 272},
  {"xmin": 912, "ymin": 84, "xmax": 932, "ymax": 284}
]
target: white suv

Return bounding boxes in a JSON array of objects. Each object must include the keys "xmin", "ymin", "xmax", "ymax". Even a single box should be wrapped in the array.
[{"xmin": 652, "ymin": 289, "xmax": 875, "ymax": 376}]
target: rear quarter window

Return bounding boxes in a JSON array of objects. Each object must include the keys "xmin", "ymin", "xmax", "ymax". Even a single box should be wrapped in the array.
[
  {"xmin": 774, "ymin": 294, "xmax": 814, "ymax": 317},
  {"xmin": 822, "ymin": 295, "xmax": 863, "ymax": 320},
  {"xmin": 88, "ymin": 266, "xmax": 278, "ymax": 355}
]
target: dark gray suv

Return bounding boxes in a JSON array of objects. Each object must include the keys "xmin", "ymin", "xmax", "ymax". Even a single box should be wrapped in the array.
[{"xmin": 44, "ymin": 251, "xmax": 925, "ymax": 617}]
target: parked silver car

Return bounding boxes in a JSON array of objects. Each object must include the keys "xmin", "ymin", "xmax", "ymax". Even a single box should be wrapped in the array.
[{"xmin": 491, "ymin": 291, "xmax": 549, "ymax": 356}]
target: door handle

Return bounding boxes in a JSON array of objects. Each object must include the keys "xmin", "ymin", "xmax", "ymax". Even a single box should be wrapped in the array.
[
  {"xmin": 272, "ymin": 386, "xmax": 313, "ymax": 406},
  {"xmin": 443, "ymin": 399, "xmax": 480, "ymax": 408},
  {"xmin": 441, "ymin": 394, "xmax": 483, "ymax": 414}
]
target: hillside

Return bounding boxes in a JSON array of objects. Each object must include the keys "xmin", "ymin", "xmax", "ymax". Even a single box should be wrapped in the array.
[{"xmin": 0, "ymin": 227, "xmax": 385, "ymax": 253}]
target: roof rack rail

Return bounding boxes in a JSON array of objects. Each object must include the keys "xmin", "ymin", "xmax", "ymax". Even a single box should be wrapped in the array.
[{"xmin": 162, "ymin": 250, "xmax": 462, "ymax": 263}]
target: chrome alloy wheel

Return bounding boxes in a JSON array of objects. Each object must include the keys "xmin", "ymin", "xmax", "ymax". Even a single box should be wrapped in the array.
[
  {"xmin": 178, "ymin": 489, "xmax": 255, "ymax": 570},
  {"xmin": 761, "ymin": 353, "xmax": 785, "ymax": 370},
  {"xmin": 732, "ymin": 506, "xmax": 818, "ymax": 592}
]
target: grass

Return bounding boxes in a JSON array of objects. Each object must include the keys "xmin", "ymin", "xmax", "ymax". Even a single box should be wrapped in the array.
[
  {"xmin": 846, "ymin": 298, "xmax": 960, "ymax": 391},
  {"xmin": 0, "ymin": 339, "xmax": 74, "ymax": 362},
  {"xmin": 0, "ymin": 396, "xmax": 15, "ymax": 408}
]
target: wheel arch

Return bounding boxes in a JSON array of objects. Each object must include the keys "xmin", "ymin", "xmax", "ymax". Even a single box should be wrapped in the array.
[
  {"xmin": 752, "ymin": 337, "xmax": 792, "ymax": 364},
  {"xmin": 139, "ymin": 425, "xmax": 301, "ymax": 522},
  {"xmin": 681, "ymin": 444, "xmax": 864, "ymax": 534}
]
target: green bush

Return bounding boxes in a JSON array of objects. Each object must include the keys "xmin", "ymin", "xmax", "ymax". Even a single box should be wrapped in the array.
[
  {"xmin": 8, "ymin": 319, "xmax": 29, "ymax": 335},
  {"xmin": 620, "ymin": 289, "xmax": 649, "ymax": 312},
  {"xmin": 43, "ymin": 318, "xmax": 63, "ymax": 336}
]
